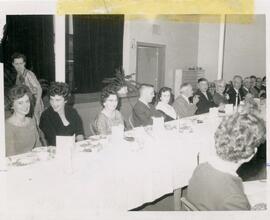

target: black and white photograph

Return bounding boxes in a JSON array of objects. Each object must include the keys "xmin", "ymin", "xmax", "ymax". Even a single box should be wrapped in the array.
[{"xmin": 0, "ymin": 0, "xmax": 269, "ymax": 219}]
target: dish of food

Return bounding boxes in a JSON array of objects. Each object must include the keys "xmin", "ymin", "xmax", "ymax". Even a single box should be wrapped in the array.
[
  {"xmin": 32, "ymin": 147, "xmax": 48, "ymax": 153},
  {"xmin": 8, "ymin": 153, "xmax": 40, "ymax": 167},
  {"xmin": 124, "ymin": 136, "xmax": 135, "ymax": 142},
  {"xmin": 164, "ymin": 124, "xmax": 176, "ymax": 130},
  {"xmin": 76, "ymin": 140, "xmax": 103, "ymax": 153}
]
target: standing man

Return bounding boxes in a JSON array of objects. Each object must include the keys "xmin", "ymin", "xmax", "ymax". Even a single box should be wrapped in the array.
[{"xmin": 12, "ymin": 52, "xmax": 44, "ymax": 124}]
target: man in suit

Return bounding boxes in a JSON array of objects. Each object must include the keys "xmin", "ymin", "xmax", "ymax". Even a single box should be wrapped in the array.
[
  {"xmin": 173, "ymin": 83, "xmax": 199, "ymax": 118},
  {"xmin": 194, "ymin": 78, "xmax": 215, "ymax": 115},
  {"xmin": 249, "ymin": 75, "xmax": 259, "ymax": 98},
  {"xmin": 241, "ymin": 77, "xmax": 251, "ymax": 99},
  {"xmin": 227, "ymin": 75, "xmax": 244, "ymax": 106},
  {"xmin": 132, "ymin": 84, "xmax": 160, "ymax": 127},
  {"xmin": 260, "ymin": 76, "xmax": 266, "ymax": 98}
]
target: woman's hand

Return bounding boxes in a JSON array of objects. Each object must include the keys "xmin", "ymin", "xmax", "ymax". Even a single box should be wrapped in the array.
[
  {"xmin": 193, "ymin": 95, "xmax": 200, "ymax": 105},
  {"xmin": 76, "ymin": 134, "xmax": 84, "ymax": 142}
]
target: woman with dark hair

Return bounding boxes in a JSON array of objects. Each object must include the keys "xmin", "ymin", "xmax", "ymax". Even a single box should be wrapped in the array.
[
  {"xmin": 187, "ymin": 113, "xmax": 266, "ymax": 210},
  {"xmin": 5, "ymin": 85, "xmax": 41, "ymax": 156},
  {"xmin": 12, "ymin": 52, "xmax": 44, "ymax": 124},
  {"xmin": 39, "ymin": 82, "xmax": 84, "ymax": 146},
  {"xmin": 95, "ymin": 86, "xmax": 124, "ymax": 135},
  {"xmin": 155, "ymin": 87, "xmax": 176, "ymax": 122}
]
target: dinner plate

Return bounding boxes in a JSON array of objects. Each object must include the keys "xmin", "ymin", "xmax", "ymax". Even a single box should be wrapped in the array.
[
  {"xmin": 32, "ymin": 147, "xmax": 48, "ymax": 153},
  {"xmin": 33, "ymin": 146, "xmax": 54, "ymax": 160},
  {"xmin": 164, "ymin": 124, "xmax": 176, "ymax": 130},
  {"xmin": 76, "ymin": 140, "xmax": 102, "ymax": 152},
  {"xmin": 77, "ymin": 140, "xmax": 92, "ymax": 148},
  {"xmin": 89, "ymin": 135, "xmax": 100, "ymax": 141},
  {"xmin": 8, "ymin": 152, "xmax": 40, "ymax": 167},
  {"xmin": 124, "ymin": 130, "xmax": 134, "ymax": 137},
  {"xmin": 124, "ymin": 136, "xmax": 135, "ymax": 142}
]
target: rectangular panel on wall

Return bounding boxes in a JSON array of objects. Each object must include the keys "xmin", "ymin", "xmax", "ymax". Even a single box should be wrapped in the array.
[
  {"xmin": 174, "ymin": 69, "xmax": 183, "ymax": 96},
  {"xmin": 174, "ymin": 69, "xmax": 205, "ymax": 96}
]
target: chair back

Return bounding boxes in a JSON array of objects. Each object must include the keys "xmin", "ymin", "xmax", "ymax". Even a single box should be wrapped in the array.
[
  {"xmin": 180, "ymin": 197, "xmax": 199, "ymax": 211},
  {"xmin": 89, "ymin": 121, "xmax": 98, "ymax": 136}
]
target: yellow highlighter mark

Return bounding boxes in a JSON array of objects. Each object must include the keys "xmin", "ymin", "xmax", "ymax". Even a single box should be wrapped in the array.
[{"xmin": 57, "ymin": 0, "xmax": 254, "ymax": 23}]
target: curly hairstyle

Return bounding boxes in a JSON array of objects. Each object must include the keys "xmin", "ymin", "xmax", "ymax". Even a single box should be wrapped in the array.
[
  {"xmin": 157, "ymin": 87, "xmax": 174, "ymax": 105},
  {"xmin": 7, "ymin": 85, "xmax": 33, "ymax": 112},
  {"xmin": 11, "ymin": 52, "xmax": 27, "ymax": 63},
  {"xmin": 49, "ymin": 82, "xmax": 70, "ymax": 101},
  {"xmin": 100, "ymin": 85, "xmax": 119, "ymax": 108},
  {"xmin": 241, "ymin": 98, "xmax": 260, "ymax": 115},
  {"xmin": 214, "ymin": 113, "xmax": 266, "ymax": 163}
]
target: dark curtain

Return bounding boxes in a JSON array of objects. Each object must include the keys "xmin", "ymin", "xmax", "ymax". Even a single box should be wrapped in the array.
[
  {"xmin": 73, "ymin": 15, "xmax": 124, "ymax": 93},
  {"xmin": 2, "ymin": 15, "xmax": 55, "ymax": 82}
]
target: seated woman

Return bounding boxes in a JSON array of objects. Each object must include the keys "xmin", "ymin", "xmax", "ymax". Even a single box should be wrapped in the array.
[
  {"xmin": 39, "ymin": 82, "xmax": 84, "ymax": 146},
  {"xmin": 95, "ymin": 87, "xmax": 124, "ymax": 135},
  {"xmin": 5, "ymin": 85, "xmax": 41, "ymax": 156},
  {"xmin": 155, "ymin": 87, "xmax": 176, "ymax": 122},
  {"xmin": 213, "ymin": 79, "xmax": 229, "ymax": 107},
  {"xmin": 187, "ymin": 113, "xmax": 265, "ymax": 210}
]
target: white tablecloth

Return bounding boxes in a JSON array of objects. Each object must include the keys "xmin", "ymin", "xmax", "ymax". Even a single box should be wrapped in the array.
[
  {"xmin": 5, "ymin": 113, "xmax": 241, "ymax": 214},
  {"xmin": 243, "ymin": 180, "xmax": 267, "ymax": 207}
]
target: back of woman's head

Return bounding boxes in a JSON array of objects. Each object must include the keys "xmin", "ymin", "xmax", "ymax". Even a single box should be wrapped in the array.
[
  {"xmin": 214, "ymin": 113, "xmax": 265, "ymax": 163},
  {"xmin": 49, "ymin": 82, "xmax": 70, "ymax": 101}
]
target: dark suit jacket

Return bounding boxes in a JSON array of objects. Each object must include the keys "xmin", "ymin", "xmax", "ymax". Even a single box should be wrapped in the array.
[
  {"xmin": 227, "ymin": 87, "xmax": 244, "ymax": 106},
  {"xmin": 240, "ymin": 87, "xmax": 249, "ymax": 100},
  {"xmin": 194, "ymin": 90, "xmax": 215, "ymax": 115},
  {"xmin": 132, "ymin": 100, "xmax": 160, "ymax": 127}
]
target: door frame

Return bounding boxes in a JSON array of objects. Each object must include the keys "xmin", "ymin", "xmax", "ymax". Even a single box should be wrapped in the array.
[{"xmin": 136, "ymin": 42, "xmax": 166, "ymax": 90}]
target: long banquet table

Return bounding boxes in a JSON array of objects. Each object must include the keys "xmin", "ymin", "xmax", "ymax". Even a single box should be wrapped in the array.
[{"xmin": 5, "ymin": 110, "xmax": 266, "ymax": 214}]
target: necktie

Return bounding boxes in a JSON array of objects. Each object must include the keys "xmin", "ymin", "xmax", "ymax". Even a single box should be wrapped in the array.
[
  {"xmin": 203, "ymin": 92, "xmax": 208, "ymax": 100},
  {"xmin": 235, "ymin": 91, "xmax": 241, "ymax": 107}
]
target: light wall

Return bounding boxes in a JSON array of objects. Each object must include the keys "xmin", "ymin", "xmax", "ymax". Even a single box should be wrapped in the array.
[
  {"xmin": 123, "ymin": 14, "xmax": 266, "ymax": 87},
  {"xmin": 123, "ymin": 16, "xmax": 199, "ymax": 89},
  {"xmin": 197, "ymin": 15, "xmax": 221, "ymax": 82},
  {"xmin": 223, "ymin": 14, "xmax": 266, "ymax": 80}
]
